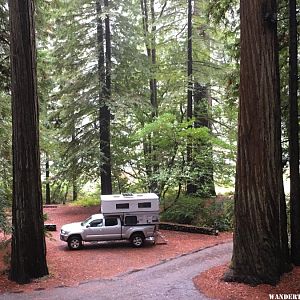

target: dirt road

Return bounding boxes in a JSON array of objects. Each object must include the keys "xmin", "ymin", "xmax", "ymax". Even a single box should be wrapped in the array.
[{"xmin": 0, "ymin": 242, "xmax": 232, "ymax": 300}]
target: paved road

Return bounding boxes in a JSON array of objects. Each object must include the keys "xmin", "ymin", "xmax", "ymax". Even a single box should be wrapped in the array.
[{"xmin": 0, "ymin": 242, "xmax": 232, "ymax": 300}]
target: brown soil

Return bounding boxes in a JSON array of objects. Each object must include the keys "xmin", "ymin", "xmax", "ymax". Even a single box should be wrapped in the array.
[
  {"xmin": 194, "ymin": 264, "xmax": 300, "ymax": 299},
  {"xmin": 0, "ymin": 205, "xmax": 232, "ymax": 294}
]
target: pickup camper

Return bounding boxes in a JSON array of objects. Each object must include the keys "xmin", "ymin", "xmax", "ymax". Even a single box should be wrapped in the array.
[{"xmin": 60, "ymin": 193, "xmax": 159, "ymax": 250}]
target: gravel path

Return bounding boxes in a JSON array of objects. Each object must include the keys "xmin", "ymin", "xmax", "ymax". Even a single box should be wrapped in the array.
[{"xmin": 0, "ymin": 242, "xmax": 232, "ymax": 300}]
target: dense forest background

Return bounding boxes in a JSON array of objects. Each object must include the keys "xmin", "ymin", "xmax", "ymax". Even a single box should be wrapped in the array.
[{"xmin": 0, "ymin": 0, "xmax": 298, "ymax": 231}]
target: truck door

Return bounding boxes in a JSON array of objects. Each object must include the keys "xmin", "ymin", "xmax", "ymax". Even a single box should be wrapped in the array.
[
  {"xmin": 101, "ymin": 217, "xmax": 122, "ymax": 240},
  {"xmin": 83, "ymin": 219, "xmax": 104, "ymax": 241}
]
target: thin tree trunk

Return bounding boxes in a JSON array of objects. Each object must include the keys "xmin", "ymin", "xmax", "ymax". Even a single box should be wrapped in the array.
[
  {"xmin": 97, "ymin": 0, "xmax": 112, "ymax": 195},
  {"xmin": 288, "ymin": 0, "xmax": 300, "ymax": 266},
  {"xmin": 63, "ymin": 183, "xmax": 69, "ymax": 205},
  {"xmin": 9, "ymin": 0, "xmax": 48, "ymax": 283},
  {"xmin": 141, "ymin": 0, "xmax": 159, "ymax": 192},
  {"xmin": 45, "ymin": 153, "xmax": 51, "ymax": 204},
  {"xmin": 223, "ymin": 0, "xmax": 290, "ymax": 285},
  {"xmin": 186, "ymin": 0, "xmax": 194, "ymax": 194},
  {"xmin": 72, "ymin": 176, "xmax": 77, "ymax": 201},
  {"xmin": 71, "ymin": 132, "xmax": 78, "ymax": 201},
  {"xmin": 187, "ymin": 0, "xmax": 193, "ymax": 121},
  {"xmin": 150, "ymin": 0, "xmax": 158, "ymax": 118}
]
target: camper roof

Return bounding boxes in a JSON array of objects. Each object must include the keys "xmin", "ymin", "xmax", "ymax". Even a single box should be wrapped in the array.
[{"xmin": 101, "ymin": 193, "xmax": 158, "ymax": 202}]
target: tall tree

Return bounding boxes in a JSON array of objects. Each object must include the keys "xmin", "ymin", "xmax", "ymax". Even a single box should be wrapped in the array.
[
  {"xmin": 187, "ymin": 1, "xmax": 217, "ymax": 197},
  {"xmin": 140, "ymin": 0, "xmax": 158, "ymax": 118},
  {"xmin": 288, "ymin": 0, "xmax": 300, "ymax": 266},
  {"xmin": 97, "ymin": 0, "xmax": 113, "ymax": 195},
  {"xmin": 186, "ymin": 0, "xmax": 194, "ymax": 194},
  {"xmin": 224, "ymin": 0, "xmax": 290, "ymax": 284},
  {"xmin": 8, "ymin": 0, "xmax": 49, "ymax": 283},
  {"xmin": 193, "ymin": 82, "xmax": 216, "ymax": 197},
  {"xmin": 140, "ymin": 0, "xmax": 160, "ymax": 192}
]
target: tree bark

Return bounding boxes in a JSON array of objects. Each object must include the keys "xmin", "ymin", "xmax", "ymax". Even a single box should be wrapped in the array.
[
  {"xmin": 193, "ymin": 83, "xmax": 216, "ymax": 197},
  {"xmin": 223, "ymin": 0, "xmax": 290, "ymax": 285},
  {"xmin": 71, "ymin": 132, "xmax": 78, "ymax": 201},
  {"xmin": 45, "ymin": 153, "xmax": 51, "ymax": 204},
  {"xmin": 288, "ymin": 0, "xmax": 300, "ymax": 266},
  {"xmin": 186, "ymin": 0, "xmax": 194, "ymax": 195},
  {"xmin": 187, "ymin": 0, "xmax": 193, "ymax": 122},
  {"xmin": 140, "ymin": 0, "xmax": 159, "ymax": 193},
  {"xmin": 150, "ymin": 0, "xmax": 158, "ymax": 119},
  {"xmin": 8, "ymin": 0, "xmax": 49, "ymax": 283},
  {"xmin": 97, "ymin": 0, "xmax": 112, "ymax": 195}
]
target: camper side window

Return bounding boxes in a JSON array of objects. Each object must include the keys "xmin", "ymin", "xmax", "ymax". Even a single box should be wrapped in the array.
[
  {"xmin": 105, "ymin": 218, "xmax": 118, "ymax": 226},
  {"xmin": 138, "ymin": 202, "xmax": 151, "ymax": 208},
  {"xmin": 125, "ymin": 216, "xmax": 138, "ymax": 225},
  {"xmin": 116, "ymin": 203, "xmax": 129, "ymax": 209}
]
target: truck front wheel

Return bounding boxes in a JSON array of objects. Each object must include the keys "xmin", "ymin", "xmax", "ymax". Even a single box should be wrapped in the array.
[
  {"xmin": 130, "ymin": 233, "xmax": 145, "ymax": 248},
  {"xmin": 68, "ymin": 235, "xmax": 82, "ymax": 250}
]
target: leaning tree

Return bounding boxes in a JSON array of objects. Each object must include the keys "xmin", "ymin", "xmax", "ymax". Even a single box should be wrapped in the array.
[
  {"xmin": 9, "ymin": 0, "xmax": 49, "ymax": 283},
  {"xmin": 223, "ymin": 0, "xmax": 290, "ymax": 285}
]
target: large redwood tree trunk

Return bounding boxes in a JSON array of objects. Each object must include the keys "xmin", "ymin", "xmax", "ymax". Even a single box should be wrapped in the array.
[
  {"xmin": 223, "ymin": 0, "xmax": 290, "ymax": 285},
  {"xmin": 9, "ymin": 0, "xmax": 49, "ymax": 283},
  {"xmin": 288, "ymin": 0, "xmax": 300, "ymax": 266}
]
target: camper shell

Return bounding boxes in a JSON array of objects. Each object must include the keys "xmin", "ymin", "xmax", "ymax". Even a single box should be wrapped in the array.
[{"xmin": 101, "ymin": 193, "xmax": 160, "ymax": 225}]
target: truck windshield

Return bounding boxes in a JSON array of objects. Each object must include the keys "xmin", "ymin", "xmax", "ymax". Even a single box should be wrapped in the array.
[{"xmin": 81, "ymin": 216, "xmax": 92, "ymax": 226}]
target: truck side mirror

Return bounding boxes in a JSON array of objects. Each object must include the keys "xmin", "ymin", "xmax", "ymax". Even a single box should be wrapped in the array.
[{"xmin": 86, "ymin": 224, "xmax": 90, "ymax": 228}]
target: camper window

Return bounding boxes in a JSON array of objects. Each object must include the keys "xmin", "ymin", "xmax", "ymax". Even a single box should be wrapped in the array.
[
  {"xmin": 116, "ymin": 203, "xmax": 129, "ymax": 209},
  {"xmin": 125, "ymin": 216, "xmax": 138, "ymax": 225},
  {"xmin": 138, "ymin": 202, "xmax": 151, "ymax": 208}
]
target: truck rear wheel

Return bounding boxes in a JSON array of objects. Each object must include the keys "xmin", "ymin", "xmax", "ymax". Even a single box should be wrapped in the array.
[
  {"xmin": 130, "ymin": 233, "xmax": 145, "ymax": 248},
  {"xmin": 68, "ymin": 235, "xmax": 82, "ymax": 250}
]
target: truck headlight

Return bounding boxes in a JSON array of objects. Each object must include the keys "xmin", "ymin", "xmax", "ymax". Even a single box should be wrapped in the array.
[{"xmin": 61, "ymin": 229, "xmax": 69, "ymax": 235}]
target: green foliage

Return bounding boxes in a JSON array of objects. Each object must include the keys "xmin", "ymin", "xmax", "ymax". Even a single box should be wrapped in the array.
[
  {"xmin": 0, "ymin": 238, "xmax": 11, "ymax": 272},
  {"xmin": 161, "ymin": 195, "xmax": 234, "ymax": 231},
  {"xmin": 0, "ymin": 1, "xmax": 9, "ymax": 92},
  {"xmin": 72, "ymin": 190, "xmax": 100, "ymax": 207},
  {"xmin": 161, "ymin": 196, "xmax": 204, "ymax": 225},
  {"xmin": 0, "ymin": 186, "xmax": 10, "ymax": 235},
  {"xmin": 0, "ymin": 0, "xmax": 238, "ymax": 205},
  {"xmin": 198, "ymin": 198, "xmax": 234, "ymax": 231}
]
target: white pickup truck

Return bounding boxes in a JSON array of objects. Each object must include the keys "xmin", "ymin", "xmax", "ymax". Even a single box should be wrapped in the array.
[{"xmin": 60, "ymin": 213, "xmax": 157, "ymax": 250}]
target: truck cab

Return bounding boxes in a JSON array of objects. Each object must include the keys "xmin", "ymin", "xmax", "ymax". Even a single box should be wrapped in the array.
[{"xmin": 82, "ymin": 214, "xmax": 121, "ymax": 241}]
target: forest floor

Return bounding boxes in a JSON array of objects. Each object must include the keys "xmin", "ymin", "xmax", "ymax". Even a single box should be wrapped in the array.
[
  {"xmin": 0, "ymin": 204, "xmax": 232, "ymax": 294},
  {"xmin": 194, "ymin": 264, "xmax": 300, "ymax": 299},
  {"xmin": 1, "ymin": 205, "xmax": 298, "ymax": 299}
]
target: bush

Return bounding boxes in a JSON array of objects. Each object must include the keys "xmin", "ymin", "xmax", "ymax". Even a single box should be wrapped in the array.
[
  {"xmin": 161, "ymin": 195, "xmax": 234, "ymax": 231},
  {"xmin": 201, "ymin": 198, "xmax": 234, "ymax": 231},
  {"xmin": 161, "ymin": 196, "xmax": 205, "ymax": 225},
  {"xmin": 0, "ymin": 187, "xmax": 10, "ymax": 234},
  {"xmin": 72, "ymin": 191, "xmax": 100, "ymax": 207}
]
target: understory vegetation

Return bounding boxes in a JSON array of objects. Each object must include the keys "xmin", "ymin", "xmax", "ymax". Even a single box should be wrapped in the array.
[{"xmin": 160, "ymin": 195, "xmax": 234, "ymax": 231}]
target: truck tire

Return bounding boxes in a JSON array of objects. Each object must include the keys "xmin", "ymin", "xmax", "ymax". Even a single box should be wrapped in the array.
[
  {"xmin": 68, "ymin": 235, "xmax": 82, "ymax": 250},
  {"xmin": 130, "ymin": 233, "xmax": 145, "ymax": 248}
]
